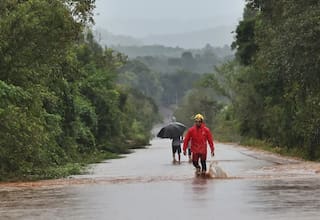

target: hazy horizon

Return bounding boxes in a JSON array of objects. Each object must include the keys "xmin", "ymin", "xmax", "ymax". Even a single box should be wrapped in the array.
[{"xmin": 93, "ymin": 0, "xmax": 246, "ymax": 47}]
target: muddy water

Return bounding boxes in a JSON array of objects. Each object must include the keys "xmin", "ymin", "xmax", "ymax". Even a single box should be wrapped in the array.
[{"xmin": 1, "ymin": 139, "xmax": 320, "ymax": 220}]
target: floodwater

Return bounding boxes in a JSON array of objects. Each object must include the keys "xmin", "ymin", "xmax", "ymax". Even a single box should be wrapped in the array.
[{"xmin": 1, "ymin": 138, "xmax": 320, "ymax": 220}]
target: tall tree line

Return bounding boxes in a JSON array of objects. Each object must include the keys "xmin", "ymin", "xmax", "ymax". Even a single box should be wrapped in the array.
[
  {"xmin": 231, "ymin": 0, "xmax": 320, "ymax": 159},
  {"xmin": 0, "ymin": 0, "xmax": 159, "ymax": 180},
  {"xmin": 175, "ymin": 0, "xmax": 320, "ymax": 160}
]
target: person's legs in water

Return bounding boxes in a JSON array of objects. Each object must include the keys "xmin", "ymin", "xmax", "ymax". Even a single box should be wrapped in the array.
[
  {"xmin": 200, "ymin": 153, "xmax": 207, "ymax": 175},
  {"xmin": 177, "ymin": 145, "xmax": 181, "ymax": 163},
  {"xmin": 201, "ymin": 160, "xmax": 207, "ymax": 174},
  {"xmin": 188, "ymin": 148, "xmax": 192, "ymax": 163},
  {"xmin": 192, "ymin": 153, "xmax": 201, "ymax": 175},
  {"xmin": 172, "ymin": 145, "xmax": 177, "ymax": 163}
]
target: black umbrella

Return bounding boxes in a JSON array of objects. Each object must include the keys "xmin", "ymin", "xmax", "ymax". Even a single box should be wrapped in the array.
[{"xmin": 157, "ymin": 122, "xmax": 186, "ymax": 138}]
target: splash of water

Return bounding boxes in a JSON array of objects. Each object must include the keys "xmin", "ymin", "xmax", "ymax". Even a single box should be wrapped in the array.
[
  {"xmin": 194, "ymin": 161, "xmax": 228, "ymax": 179},
  {"xmin": 207, "ymin": 160, "xmax": 228, "ymax": 178}
]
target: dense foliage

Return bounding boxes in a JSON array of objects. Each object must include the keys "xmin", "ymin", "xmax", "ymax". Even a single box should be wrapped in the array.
[
  {"xmin": 125, "ymin": 44, "xmax": 232, "ymax": 74},
  {"xmin": 117, "ymin": 59, "xmax": 202, "ymax": 106},
  {"xmin": 173, "ymin": 62, "xmax": 236, "ymax": 138},
  {"xmin": 176, "ymin": 0, "xmax": 320, "ymax": 160},
  {"xmin": 111, "ymin": 44, "xmax": 232, "ymax": 60},
  {"xmin": 0, "ymin": 0, "xmax": 159, "ymax": 180},
  {"xmin": 115, "ymin": 43, "xmax": 233, "ymax": 107},
  {"xmin": 232, "ymin": 0, "xmax": 320, "ymax": 159}
]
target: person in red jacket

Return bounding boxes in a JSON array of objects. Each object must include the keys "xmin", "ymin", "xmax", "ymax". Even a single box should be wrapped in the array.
[{"xmin": 183, "ymin": 114, "xmax": 214, "ymax": 175}]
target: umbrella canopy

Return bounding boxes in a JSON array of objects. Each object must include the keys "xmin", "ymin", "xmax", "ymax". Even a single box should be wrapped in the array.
[{"xmin": 157, "ymin": 122, "xmax": 186, "ymax": 138}]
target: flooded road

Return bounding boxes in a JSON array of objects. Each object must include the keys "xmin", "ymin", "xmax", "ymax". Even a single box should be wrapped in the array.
[{"xmin": 1, "ymin": 138, "xmax": 320, "ymax": 220}]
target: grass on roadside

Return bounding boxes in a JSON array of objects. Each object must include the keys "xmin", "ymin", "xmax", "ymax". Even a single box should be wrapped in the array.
[{"xmin": 239, "ymin": 137, "xmax": 309, "ymax": 160}]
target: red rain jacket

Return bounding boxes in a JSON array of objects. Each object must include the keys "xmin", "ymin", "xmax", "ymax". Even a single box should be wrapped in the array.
[{"xmin": 183, "ymin": 123, "xmax": 214, "ymax": 155}]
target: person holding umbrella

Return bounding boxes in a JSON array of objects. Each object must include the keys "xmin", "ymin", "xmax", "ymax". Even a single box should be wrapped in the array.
[
  {"xmin": 157, "ymin": 117, "xmax": 186, "ymax": 163},
  {"xmin": 171, "ymin": 135, "xmax": 182, "ymax": 164},
  {"xmin": 170, "ymin": 116, "xmax": 182, "ymax": 163},
  {"xmin": 183, "ymin": 114, "xmax": 214, "ymax": 175}
]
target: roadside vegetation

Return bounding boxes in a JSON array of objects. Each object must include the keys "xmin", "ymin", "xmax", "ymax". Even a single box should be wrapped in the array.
[
  {"xmin": 175, "ymin": 0, "xmax": 320, "ymax": 161},
  {"xmin": 2, "ymin": 0, "xmax": 319, "ymax": 181},
  {"xmin": 0, "ymin": 0, "xmax": 159, "ymax": 181}
]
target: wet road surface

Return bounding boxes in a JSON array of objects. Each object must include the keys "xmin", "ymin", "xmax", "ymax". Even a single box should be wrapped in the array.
[{"xmin": 1, "ymin": 138, "xmax": 320, "ymax": 220}]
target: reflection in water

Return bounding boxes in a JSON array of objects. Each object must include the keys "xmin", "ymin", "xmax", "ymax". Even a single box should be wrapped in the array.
[
  {"xmin": 190, "ymin": 177, "xmax": 210, "ymax": 206},
  {"xmin": 251, "ymin": 178, "xmax": 320, "ymax": 215},
  {"xmin": 191, "ymin": 177, "xmax": 209, "ymax": 195},
  {"xmin": 0, "ymin": 187, "xmax": 77, "ymax": 219},
  {"xmin": 1, "ymin": 141, "xmax": 320, "ymax": 220}
]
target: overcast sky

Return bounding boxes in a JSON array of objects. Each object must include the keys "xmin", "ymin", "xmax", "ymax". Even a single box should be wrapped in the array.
[{"xmin": 94, "ymin": 0, "xmax": 246, "ymax": 37}]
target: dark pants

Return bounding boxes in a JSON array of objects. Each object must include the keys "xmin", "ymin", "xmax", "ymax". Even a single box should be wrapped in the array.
[
  {"xmin": 172, "ymin": 145, "xmax": 181, "ymax": 154},
  {"xmin": 192, "ymin": 153, "xmax": 207, "ymax": 172}
]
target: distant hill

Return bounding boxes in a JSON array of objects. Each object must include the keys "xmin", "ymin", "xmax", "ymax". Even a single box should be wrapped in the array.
[
  {"xmin": 92, "ymin": 28, "xmax": 234, "ymax": 74},
  {"xmin": 111, "ymin": 44, "xmax": 233, "ymax": 59},
  {"xmin": 112, "ymin": 44, "xmax": 233, "ymax": 74},
  {"xmin": 94, "ymin": 25, "xmax": 236, "ymax": 49},
  {"xmin": 93, "ymin": 28, "xmax": 143, "ymax": 47},
  {"xmin": 142, "ymin": 26, "xmax": 235, "ymax": 48},
  {"xmin": 111, "ymin": 45, "xmax": 185, "ymax": 58}
]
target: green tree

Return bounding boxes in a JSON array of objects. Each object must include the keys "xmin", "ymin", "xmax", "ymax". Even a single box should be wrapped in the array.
[
  {"xmin": 231, "ymin": 0, "xmax": 320, "ymax": 159},
  {"xmin": 0, "ymin": 0, "xmax": 160, "ymax": 181}
]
